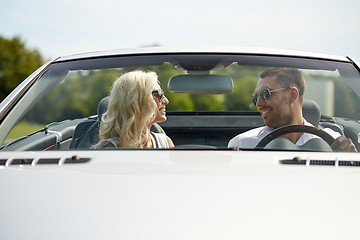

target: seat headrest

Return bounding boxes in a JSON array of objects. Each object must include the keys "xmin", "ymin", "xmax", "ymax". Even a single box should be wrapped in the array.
[
  {"xmin": 302, "ymin": 99, "xmax": 321, "ymax": 127},
  {"xmin": 97, "ymin": 96, "xmax": 109, "ymax": 121}
]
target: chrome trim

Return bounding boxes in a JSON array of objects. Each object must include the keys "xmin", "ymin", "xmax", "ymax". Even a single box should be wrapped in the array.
[
  {"xmin": 58, "ymin": 157, "xmax": 67, "ymax": 165},
  {"xmin": 306, "ymin": 156, "xmax": 311, "ymax": 167},
  {"xmin": 347, "ymin": 56, "xmax": 360, "ymax": 72},
  {"xmin": 31, "ymin": 157, "xmax": 40, "ymax": 166},
  {"xmin": 5, "ymin": 156, "xmax": 13, "ymax": 167},
  {"xmin": 46, "ymin": 130, "xmax": 63, "ymax": 144}
]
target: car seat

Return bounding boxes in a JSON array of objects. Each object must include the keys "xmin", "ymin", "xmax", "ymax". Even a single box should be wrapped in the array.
[
  {"xmin": 69, "ymin": 119, "xmax": 97, "ymax": 148},
  {"xmin": 73, "ymin": 96, "xmax": 165, "ymax": 149},
  {"xmin": 302, "ymin": 99, "xmax": 321, "ymax": 126},
  {"xmin": 302, "ymin": 99, "xmax": 344, "ymax": 135}
]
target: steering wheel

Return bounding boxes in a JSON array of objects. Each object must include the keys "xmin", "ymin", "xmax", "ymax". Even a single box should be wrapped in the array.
[{"xmin": 255, "ymin": 125, "xmax": 335, "ymax": 149}]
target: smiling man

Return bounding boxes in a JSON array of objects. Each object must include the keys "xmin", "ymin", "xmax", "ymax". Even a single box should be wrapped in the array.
[{"xmin": 228, "ymin": 67, "xmax": 357, "ymax": 152}]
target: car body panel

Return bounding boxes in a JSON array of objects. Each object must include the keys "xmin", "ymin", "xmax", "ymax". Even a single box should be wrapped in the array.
[{"xmin": 1, "ymin": 150, "xmax": 360, "ymax": 240}]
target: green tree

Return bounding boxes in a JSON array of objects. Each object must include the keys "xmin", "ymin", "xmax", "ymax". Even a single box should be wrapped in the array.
[
  {"xmin": 220, "ymin": 65, "xmax": 261, "ymax": 111},
  {"xmin": 224, "ymin": 76, "xmax": 258, "ymax": 111},
  {"xmin": 125, "ymin": 64, "xmax": 196, "ymax": 111},
  {"xmin": 0, "ymin": 36, "xmax": 44, "ymax": 101},
  {"xmin": 24, "ymin": 69, "xmax": 117, "ymax": 124}
]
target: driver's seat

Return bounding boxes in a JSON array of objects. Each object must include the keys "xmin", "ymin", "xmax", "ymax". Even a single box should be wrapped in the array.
[
  {"xmin": 302, "ymin": 99, "xmax": 344, "ymax": 135},
  {"xmin": 302, "ymin": 99, "xmax": 321, "ymax": 126}
]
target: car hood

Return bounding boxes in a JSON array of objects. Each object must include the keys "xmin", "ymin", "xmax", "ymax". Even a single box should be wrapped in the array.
[{"xmin": 1, "ymin": 150, "xmax": 360, "ymax": 240}]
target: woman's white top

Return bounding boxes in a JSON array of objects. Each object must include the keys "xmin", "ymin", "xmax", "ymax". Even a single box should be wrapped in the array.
[
  {"xmin": 99, "ymin": 132, "xmax": 169, "ymax": 148},
  {"xmin": 150, "ymin": 132, "xmax": 169, "ymax": 148}
]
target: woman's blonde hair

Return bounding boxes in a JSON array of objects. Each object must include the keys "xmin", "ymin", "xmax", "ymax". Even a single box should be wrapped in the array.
[{"xmin": 95, "ymin": 70, "xmax": 159, "ymax": 148}]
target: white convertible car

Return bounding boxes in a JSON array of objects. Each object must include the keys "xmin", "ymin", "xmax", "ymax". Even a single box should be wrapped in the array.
[{"xmin": 1, "ymin": 47, "xmax": 360, "ymax": 239}]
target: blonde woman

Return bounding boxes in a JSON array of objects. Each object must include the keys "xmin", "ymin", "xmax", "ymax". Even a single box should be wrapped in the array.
[{"xmin": 94, "ymin": 70, "xmax": 174, "ymax": 148}]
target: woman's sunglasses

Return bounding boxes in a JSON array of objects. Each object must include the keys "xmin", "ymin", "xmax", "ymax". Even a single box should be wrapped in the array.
[
  {"xmin": 152, "ymin": 89, "xmax": 164, "ymax": 101},
  {"xmin": 252, "ymin": 87, "xmax": 289, "ymax": 105}
]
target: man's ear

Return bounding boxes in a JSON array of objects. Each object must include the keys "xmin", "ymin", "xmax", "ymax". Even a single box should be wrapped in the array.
[{"xmin": 289, "ymin": 86, "xmax": 299, "ymax": 103}]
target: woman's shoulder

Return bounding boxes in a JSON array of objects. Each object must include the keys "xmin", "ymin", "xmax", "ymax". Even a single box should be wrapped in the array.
[
  {"xmin": 151, "ymin": 132, "xmax": 166, "ymax": 137},
  {"xmin": 98, "ymin": 139, "xmax": 118, "ymax": 148},
  {"xmin": 151, "ymin": 132, "xmax": 170, "ymax": 148}
]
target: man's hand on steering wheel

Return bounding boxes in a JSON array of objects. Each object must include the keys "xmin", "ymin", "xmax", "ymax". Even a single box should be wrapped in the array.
[
  {"xmin": 331, "ymin": 135, "xmax": 357, "ymax": 152},
  {"xmin": 255, "ymin": 125, "xmax": 357, "ymax": 152}
]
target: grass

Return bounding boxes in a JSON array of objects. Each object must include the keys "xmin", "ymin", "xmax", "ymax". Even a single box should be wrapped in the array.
[{"xmin": 4, "ymin": 121, "xmax": 46, "ymax": 144}]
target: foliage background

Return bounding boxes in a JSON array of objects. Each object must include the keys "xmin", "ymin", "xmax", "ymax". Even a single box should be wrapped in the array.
[
  {"xmin": 0, "ymin": 36, "xmax": 43, "ymax": 102},
  {"xmin": 22, "ymin": 63, "xmax": 259, "ymax": 125}
]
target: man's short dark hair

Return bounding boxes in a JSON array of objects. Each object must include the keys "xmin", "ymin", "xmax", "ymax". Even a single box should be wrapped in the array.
[{"xmin": 260, "ymin": 68, "xmax": 306, "ymax": 103}]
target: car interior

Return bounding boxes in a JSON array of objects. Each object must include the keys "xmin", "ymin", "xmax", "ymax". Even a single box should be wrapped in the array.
[{"xmin": 1, "ymin": 53, "xmax": 360, "ymax": 152}]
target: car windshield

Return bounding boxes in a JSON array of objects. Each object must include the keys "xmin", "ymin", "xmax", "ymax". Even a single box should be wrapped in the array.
[{"xmin": 3, "ymin": 53, "xmax": 360, "ymax": 151}]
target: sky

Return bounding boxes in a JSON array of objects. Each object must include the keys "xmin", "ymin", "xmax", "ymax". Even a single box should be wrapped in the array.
[{"xmin": 1, "ymin": 0, "xmax": 360, "ymax": 61}]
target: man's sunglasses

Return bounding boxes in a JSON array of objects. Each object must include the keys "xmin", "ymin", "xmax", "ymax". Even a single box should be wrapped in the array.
[
  {"xmin": 252, "ymin": 87, "xmax": 289, "ymax": 105},
  {"xmin": 152, "ymin": 89, "xmax": 164, "ymax": 101}
]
